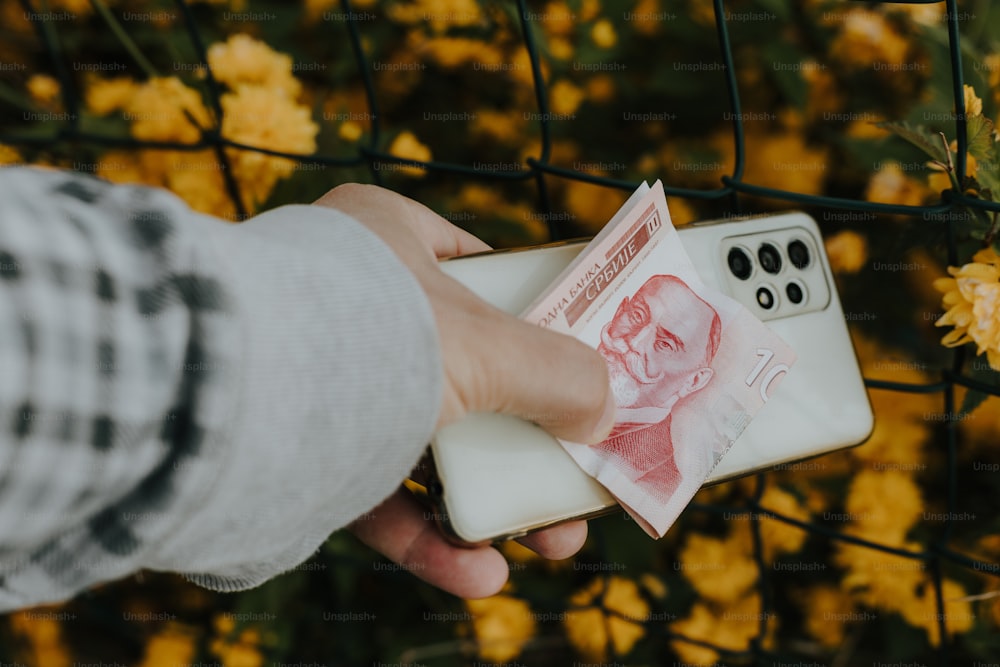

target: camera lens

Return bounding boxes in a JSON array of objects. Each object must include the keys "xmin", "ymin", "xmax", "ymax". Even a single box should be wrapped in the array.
[
  {"xmin": 786, "ymin": 281, "xmax": 804, "ymax": 304},
  {"xmin": 788, "ymin": 240, "xmax": 810, "ymax": 269},
  {"xmin": 727, "ymin": 247, "xmax": 753, "ymax": 280},
  {"xmin": 756, "ymin": 286, "xmax": 775, "ymax": 310},
  {"xmin": 758, "ymin": 243, "xmax": 782, "ymax": 274}
]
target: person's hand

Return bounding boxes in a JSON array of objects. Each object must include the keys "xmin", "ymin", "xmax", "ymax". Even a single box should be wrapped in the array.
[{"xmin": 314, "ymin": 183, "xmax": 616, "ymax": 598}]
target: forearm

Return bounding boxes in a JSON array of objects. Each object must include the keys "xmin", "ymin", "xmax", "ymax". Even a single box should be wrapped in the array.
[{"xmin": 0, "ymin": 168, "xmax": 441, "ymax": 609}]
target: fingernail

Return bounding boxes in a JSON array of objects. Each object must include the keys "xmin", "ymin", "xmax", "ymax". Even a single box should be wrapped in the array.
[{"xmin": 593, "ymin": 391, "xmax": 617, "ymax": 442}]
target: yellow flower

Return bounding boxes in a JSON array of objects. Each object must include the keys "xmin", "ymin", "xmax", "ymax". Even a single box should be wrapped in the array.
[
  {"xmin": 640, "ymin": 573, "xmax": 668, "ymax": 600},
  {"xmin": 0, "ymin": 144, "xmax": 22, "ymax": 165},
  {"xmin": 508, "ymin": 46, "xmax": 550, "ymax": 89},
  {"xmin": 466, "ymin": 595, "xmax": 536, "ymax": 662},
  {"xmin": 671, "ymin": 594, "xmax": 771, "ymax": 666},
  {"xmin": 580, "ymin": 0, "xmax": 601, "ymax": 22},
  {"xmin": 138, "ymin": 623, "xmax": 197, "ymax": 667},
  {"xmin": 470, "ymin": 110, "xmax": 525, "ymax": 144},
  {"xmin": 825, "ymin": 230, "xmax": 868, "ymax": 274},
  {"xmin": 540, "ymin": 1, "xmax": 576, "ymax": 38},
  {"xmin": 848, "ymin": 334, "xmax": 933, "ymax": 467},
  {"xmin": 591, "ymin": 19, "xmax": 617, "ymax": 49},
  {"xmin": 85, "ymin": 76, "xmax": 139, "ymax": 115},
  {"xmin": 303, "ymin": 0, "xmax": 334, "ymax": 22},
  {"xmin": 836, "ymin": 540, "xmax": 927, "ymax": 612},
  {"xmin": 388, "ymin": 131, "xmax": 432, "ymax": 178},
  {"xmin": 798, "ymin": 584, "xmax": 855, "ymax": 648},
  {"xmin": 631, "ymin": 0, "xmax": 664, "ymax": 35},
  {"xmin": 964, "ymin": 84, "xmax": 984, "ymax": 117},
  {"xmin": 677, "ymin": 533, "xmax": 758, "ymax": 604},
  {"xmin": 126, "ymin": 77, "xmax": 212, "ymax": 144},
  {"xmin": 669, "ymin": 602, "xmax": 722, "ymax": 665},
  {"xmin": 26, "ymin": 74, "xmax": 60, "ymax": 105},
  {"xmin": 374, "ymin": 47, "xmax": 425, "ymax": 99},
  {"xmin": 846, "ymin": 118, "xmax": 890, "ymax": 140},
  {"xmin": 94, "ymin": 150, "xmax": 147, "ymax": 185},
  {"xmin": 388, "ymin": 0, "xmax": 483, "ymax": 32},
  {"xmin": 548, "ymin": 37, "xmax": 575, "ymax": 61},
  {"xmin": 210, "ymin": 617, "xmax": 264, "ymax": 667},
  {"xmin": 563, "ymin": 177, "xmax": 630, "ymax": 232},
  {"xmin": 451, "ymin": 184, "xmax": 548, "ymax": 245},
  {"xmin": 164, "ymin": 150, "xmax": 236, "ymax": 220},
  {"xmin": 667, "ymin": 197, "xmax": 697, "ymax": 226},
  {"xmin": 844, "ymin": 469, "xmax": 924, "ymax": 541},
  {"xmin": 758, "ymin": 486, "xmax": 810, "ymax": 557},
  {"xmin": 549, "ymin": 79, "xmax": 584, "ymax": 116},
  {"xmin": 220, "ymin": 85, "xmax": 319, "ymax": 210},
  {"xmin": 689, "ymin": 0, "xmax": 716, "ymax": 28},
  {"xmin": 564, "ymin": 576, "xmax": 649, "ymax": 661},
  {"xmin": 415, "ymin": 36, "xmax": 504, "ymax": 69},
  {"xmin": 339, "ymin": 121, "xmax": 363, "ymax": 142},
  {"xmin": 585, "ymin": 74, "xmax": 616, "ymax": 104},
  {"xmin": 960, "ymin": 394, "xmax": 1000, "ymax": 447},
  {"xmin": 499, "ymin": 539, "xmax": 540, "ymax": 564},
  {"xmin": 802, "ymin": 63, "xmax": 843, "ymax": 121},
  {"xmin": 934, "ymin": 246, "xmax": 1000, "ymax": 370},
  {"xmin": 854, "ymin": 395, "xmax": 929, "ymax": 467},
  {"xmin": 743, "ymin": 130, "xmax": 829, "ymax": 196},
  {"xmin": 890, "ymin": 2, "xmax": 944, "ymax": 26},
  {"xmin": 9, "ymin": 609, "xmax": 71, "ymax": 667},
  {"xmin": 207, "ymin": 34, "xmax": 301, "ymax": 97},
  {"xmin": 899, "ymin": 578, "xmax": 976, "ymax": 646},
  {"xmin": 865, "ymin": 161, "xmax": 931, "ymax": 207},
  {"xmin": 828, "ymin": 8, "xmax": 910, "ymax": 70}
]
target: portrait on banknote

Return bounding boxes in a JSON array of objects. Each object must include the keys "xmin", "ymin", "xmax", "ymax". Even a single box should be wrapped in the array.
[{"xmin": 591, "ymin": 274, "xmax": 722, "ymax": 503}]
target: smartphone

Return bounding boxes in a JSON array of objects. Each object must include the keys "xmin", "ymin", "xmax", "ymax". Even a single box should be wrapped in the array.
[{"xmin": 419, "ymin": 211, "xmax": 874, "ymax": 545}]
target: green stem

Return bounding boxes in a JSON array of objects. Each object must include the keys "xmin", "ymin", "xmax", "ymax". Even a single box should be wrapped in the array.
[
  {"xmin": 89, "ymin": 0, "xmax": 159, "ymax": 79},
  {"xmin": 985, "ymin": 211, "xmax": 1000, "ymax": 248},
  {"xmin": 937, "ymin": 132, "xmax": 994, "ymax": 238}
]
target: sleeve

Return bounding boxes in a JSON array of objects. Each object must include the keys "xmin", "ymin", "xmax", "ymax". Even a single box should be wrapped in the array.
[{"xmin": 0, "ymin": 167, "xmax": 443, "ymax": 610}]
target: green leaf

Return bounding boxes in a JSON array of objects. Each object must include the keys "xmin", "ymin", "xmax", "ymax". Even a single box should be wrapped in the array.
[
  {"xmin": 876, "ymin": 121, "xmax": 950, "ymax": 165},
  {"xmin": 960, "ymin": 357, "xmax": 1000, "ymax": 416},
  {"xmin": 960, "ymin": 388, "xmax": 991, "ymax": 416},
  {"xmin": 966, "ymin": 114, "xmax": 998, "ymax": 165}
]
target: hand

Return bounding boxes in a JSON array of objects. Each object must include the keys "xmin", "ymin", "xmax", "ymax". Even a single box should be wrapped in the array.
[{"xmin": 314, "ymin": 184, "xmax": 616, "ymax": 598}]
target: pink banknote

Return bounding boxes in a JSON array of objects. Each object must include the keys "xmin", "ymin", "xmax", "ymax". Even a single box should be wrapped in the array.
[{"xmin": 520, "ymin": 181, "xmax": 796, "ymax": 537}]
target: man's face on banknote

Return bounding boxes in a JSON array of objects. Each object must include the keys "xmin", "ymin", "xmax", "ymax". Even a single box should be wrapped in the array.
[{"xmin": 598, "ymin": 275, "xmax": 721, "ymax": 415}]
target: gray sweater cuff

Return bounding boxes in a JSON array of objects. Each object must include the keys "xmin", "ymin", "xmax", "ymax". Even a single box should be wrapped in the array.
[{"xmin": 147, "ymin": 204, "xmax": 443, "ymax": 589}]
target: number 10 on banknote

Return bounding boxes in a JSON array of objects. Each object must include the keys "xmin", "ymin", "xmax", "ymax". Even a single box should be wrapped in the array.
[{"xmin": 520, "ymin": 181, "xmax": 796, "ymax": 538}]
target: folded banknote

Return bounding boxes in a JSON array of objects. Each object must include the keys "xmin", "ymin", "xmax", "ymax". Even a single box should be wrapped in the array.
[{"xmin": 520, "ymin": 181, "xmax": 797, "ymax": 537}]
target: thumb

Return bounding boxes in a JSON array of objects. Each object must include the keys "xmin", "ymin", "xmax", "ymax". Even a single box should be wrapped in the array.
[{"xmin": 454, "ymin": 312, "xmax": 618, "ymax": 445}]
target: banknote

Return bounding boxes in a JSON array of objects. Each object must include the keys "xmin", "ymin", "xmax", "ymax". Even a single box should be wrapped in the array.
[{"xmin": 520, "ymin": 181, "xmax": 797, "ymax": 537}]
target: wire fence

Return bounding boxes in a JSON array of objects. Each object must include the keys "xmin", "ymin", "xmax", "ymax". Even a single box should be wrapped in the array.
[{"xmin": 2, "ymin": 0, "xmax": 999, "ymax": 665}]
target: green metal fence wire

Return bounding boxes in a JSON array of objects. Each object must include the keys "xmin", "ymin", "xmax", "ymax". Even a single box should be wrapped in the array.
[{"xmin": 1, "ymin": 0, "xmax": 999, "ymax": 665}]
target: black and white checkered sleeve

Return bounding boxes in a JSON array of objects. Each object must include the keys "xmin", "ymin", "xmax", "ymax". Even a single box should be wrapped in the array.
[{"xmin": 0, "ymin": 167, "xmax": 442, "ymax": 609}]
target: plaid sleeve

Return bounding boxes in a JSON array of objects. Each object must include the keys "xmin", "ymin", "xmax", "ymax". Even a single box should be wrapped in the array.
[{"xmin": 0, "ymin": 167, "xmax": 442, "ymax": 609}]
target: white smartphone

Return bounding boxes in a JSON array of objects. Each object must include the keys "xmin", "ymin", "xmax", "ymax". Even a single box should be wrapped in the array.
[{"xmin": 418, "ymin": 211, "xmax": 873, "ymax": 545}]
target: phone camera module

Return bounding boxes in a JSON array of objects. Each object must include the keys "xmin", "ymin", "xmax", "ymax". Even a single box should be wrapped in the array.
[
  {"xmin": 727, "ymin": 247, "xmax": 753, "ymax": 280},
  {"xmin": 786, "ymin": 281, "xmax": 805, "ymax": 305},
  {"xmin": 788, "ymin": 240, "xmax": 810, "ymax": 269},
  {"xmin": 756, "ymin": 286, "xmax": 776, "ymax": 310},
  {"xmin": 758, "ymin": 243, "xmax": 782, "ymax": 274}
]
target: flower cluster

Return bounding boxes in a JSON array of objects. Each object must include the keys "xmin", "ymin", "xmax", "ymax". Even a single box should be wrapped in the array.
[
  {"xmin": 936, "ymin": 246, "xmax": 1000, "ymax": 370},
  {"xmin": 83, "ymin": 34, "xmax": 317, "ymax": 220}
]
